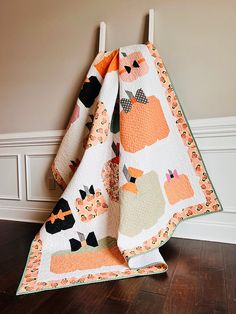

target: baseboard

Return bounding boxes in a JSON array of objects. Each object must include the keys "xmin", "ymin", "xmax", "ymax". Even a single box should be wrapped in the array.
[
  {"xmin": 0, "ymin": 115, "xmax": 236, "ymax": 244},
  {"xmin": 0, "ymin": 205, "xmax": 50, "ymax": 223},
  {"xmin": 173, "ymin": 214, "xmax": 236, "ymax": 244}
]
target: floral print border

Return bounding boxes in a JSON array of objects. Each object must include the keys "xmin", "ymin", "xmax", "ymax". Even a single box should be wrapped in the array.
[{"xmin": 51, "ymin": 161, "xmax": 67, "ymax": 191}]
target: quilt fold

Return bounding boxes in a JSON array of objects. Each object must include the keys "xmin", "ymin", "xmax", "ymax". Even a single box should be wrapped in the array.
[{"xmin": 17, "ymin": 42, "xmax": 222, "ymax": 295}]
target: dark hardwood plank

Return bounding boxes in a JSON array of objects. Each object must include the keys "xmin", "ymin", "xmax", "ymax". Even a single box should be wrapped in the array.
[
  {"xmin": 222, "ymin": 243, "xmax": 236, "ymax": 314},
  {"xmin": 127, "ymin": 291, "xmax": 165, "ymax": 314},
  {"xmin": 96, "ymin": 298, "xmax": 130, "ymax": 314},
  {"xmin": 162, "ymin": 239, "xmax": 203, "ymax": 314},
  {"xmin": 194, "ymin": 303, "xmax": 228, "ymax": 314},
  {"xmin": 195, "ymin": 240, "xmax": 228, "ymax": 312},
  {"xmin": 0, "ymin": 221, "xmax": 41, "ymax": 296},
  {"xmin": 95, "ymin": 276, "xmax": 146, "ymax": 314},
  {"xmin": 0, "ymin": 293, "xmax": 13, "ymax": 313},
  {"xmin": 34, "ymin": 281, "xmax": 115, "ymax": 314},
  {"xmin": 108, "ymin": 276, "xmax": 145, "ymax": 303},
  {"xmin": 1, "ymin": 291, "xmax": 57, "ymax": 314},
  {"xmin": 196, "ymin": 269, "xmax": 227, "ymax": 312},
  {"xmin": 140, "ymin": 238, "xmax": 183, "ymax": 295},
  {"xmin": 0, "ymin": 232, "xmax": 39, "ymax": 294},
  {"xmin": 0, "ymin": 233, "xmax": 35, "ymax": 269},
  {"xmin": 0, "ymin": 220, "xmax": 41, "ymax": 246},
  {"xmin": 200, "ymin": 241, "xmax": 224, "ymax": 270}
]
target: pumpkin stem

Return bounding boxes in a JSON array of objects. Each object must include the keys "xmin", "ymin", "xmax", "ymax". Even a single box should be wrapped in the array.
[
  {"xmin": 168, "ymin": 169, "xmax": 174, "ymax": 178},
  {"xmin": 125, "ymin": 90, "xmax": 134, "ymax": 100},
  {"xmin": 77, "ymin": 231, "xmax": 86, "ymax": 242},
  {"xmin": 123, "ymin": 164, "xmax": 131, "ymax": 182},
  {"xmin": 83, "ymin": 185, "xmax": 90, "ymax": 195}
]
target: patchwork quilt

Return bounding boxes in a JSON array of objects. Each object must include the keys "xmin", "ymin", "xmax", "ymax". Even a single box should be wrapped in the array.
[{"xmin": 17, "ymin": 42, "xmax": 222, "ymax": 294}]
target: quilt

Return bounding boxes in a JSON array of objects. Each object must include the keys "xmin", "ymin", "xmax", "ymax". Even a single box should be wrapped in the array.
[{"xmin": 17, "ymin": 42, "xmax": 222, "ymax": 294}]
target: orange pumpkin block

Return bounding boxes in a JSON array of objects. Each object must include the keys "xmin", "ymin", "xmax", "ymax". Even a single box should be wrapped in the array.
[
  {"xmin": 120, "ymin": 89, "xmax": 170, "ymax": 153},
  {"xmin": 95, "ymin": 50, "xmax": 119, "ymax": 78},
  {"xmin": 50, "ymin": 237, "xmax": 125, "ymax": 273},
  {"xmin": 164, "ymin": 169, "xmax": 194, "ymax": 205}
]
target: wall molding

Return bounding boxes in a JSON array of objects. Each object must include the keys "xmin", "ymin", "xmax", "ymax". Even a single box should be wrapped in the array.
[
  {"xmin": 0, "ymin": 116, "xmax": 234, "ymax": 148},
  {"xmin": 25, "ymin": 153, "xmax": 58, "ymax": 202},
  {"xmin": 222, "ymin": 206, "xmax": 236, "ymax": 213},
  {"xmin": 0, "ymin": 153, "xmax": 22, "ymax": 200},
  {"xmin": 0, "ymin": 130, "xmax": 64, "ymax": 148},
  {"xmin": 0, "ymin": 205, "xmax": 50, "ymax": 223},
  {"xmin": 189, "ymin": 115, "xmax": 236, "ymax": 138},
  {"xmin": 200, "ymin": 147, "xmax": 236, "ymax": 152},
  {"xmin": 173, "ymin": 219, "xmax": 236, "ymax": 244},
  {"xmin": 0, "ymin": 115, "xmax": 235, "ymax": 244}
]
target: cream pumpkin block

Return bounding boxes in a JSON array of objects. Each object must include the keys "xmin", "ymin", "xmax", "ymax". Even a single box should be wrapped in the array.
[{"xmin": 119, "ymin": 166, "xmax": 166, "ymax": 237}]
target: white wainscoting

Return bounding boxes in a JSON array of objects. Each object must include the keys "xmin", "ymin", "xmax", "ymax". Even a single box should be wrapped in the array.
[
  {"xmin": 0, "ymin": 154, "xmax": 22, "ymax": 200},
  {"xmin": 0, "ymin": 116, "xmax": 235, "ymax": 244}
]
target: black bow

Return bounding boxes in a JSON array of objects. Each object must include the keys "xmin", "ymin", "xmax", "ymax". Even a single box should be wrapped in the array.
[
  {"xmin": 79, "ymin": 185, "xmax": 95, "ymax": 200},
  {"xmin": 124, "ymin": 65, "xmax": 131, "ymax": 73},
  {"xmin": 45, "ymin": 198, "xmax": 75, "ymax": 235},
  {"xmin": 69, "ymin": 231, "xmax": 98, "ymax": 252},
  {"xmin": 133, "ymin": 60, "xmax": 140, "ymax": 68},
  {"xmin": 120, "ymin": 88, "xmax": 148, "ymax": 113},
  {"xmin": 124, "ymin": 60, "xmax": 140, "ymax": 74}
]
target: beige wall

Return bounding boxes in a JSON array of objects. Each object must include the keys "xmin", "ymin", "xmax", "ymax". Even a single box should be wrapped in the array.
[{"xmin": 0, "ymin": 0, "xmax": 236, "ymax": 133}]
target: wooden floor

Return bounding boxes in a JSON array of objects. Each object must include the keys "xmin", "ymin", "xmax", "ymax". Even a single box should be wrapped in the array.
[{"xmin": 0, "ymin": 220, "xmax": 235, "ymax": 314}]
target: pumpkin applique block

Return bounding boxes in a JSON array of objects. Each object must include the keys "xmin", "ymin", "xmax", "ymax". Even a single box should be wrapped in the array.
[
  {"xmin": 101, "ymin": 141, "xmax": 119, "ymax": 202},
  {"xmin": 45, "ymin": 198, "xmax": 75, "ymax": 235},
  {"xmin": 119, "ymin": 51, "xmax": 149, "ymax": 82},
  {"xmin": 83, "ymin": 101, "xmax": 110, "ymax": 149},
  {"xmin": 119, "ymin": 165, "xmax": 166, "ymax": 237},
  {"xmin": 94, "ymin": 50, "xmax": 119, "ymax": 78},
  {"xmin": 50, "ymin": 234, "xmax": 124, "ymax": 274},
  {"xmin": 75, "ymin": 185, "xmax": 109, "ymax": 222},
  {"xmin": 69, "ymin": 231, "xmax": 98, "ymax": 252},
  {"xmin": 110, "ymin": 98, "xmax": 120, "ymax": 134},
  {"xmin": 120, "ymin": 88, "xmax": 170, "ymax": 153},
  {"xmin": 78, "ymin": 76, "xmax": 101, "ymax": 108},
  {"xmin": 164, "ymin": 169, "xmax": 194, "ymax": 205}
]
